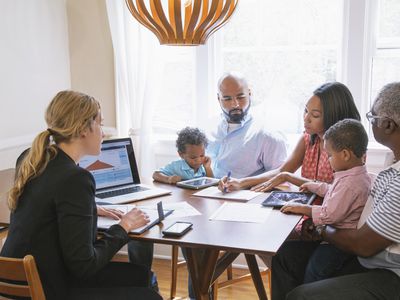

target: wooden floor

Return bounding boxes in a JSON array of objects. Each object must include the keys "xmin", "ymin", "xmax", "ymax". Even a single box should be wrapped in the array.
[
  {"xmin": 0, "ymin": 241, "xmax": 269, "ymax": 300},
  {"xmin": 152, "ymin": 257, "xmax": 269, "ymax": 300}
]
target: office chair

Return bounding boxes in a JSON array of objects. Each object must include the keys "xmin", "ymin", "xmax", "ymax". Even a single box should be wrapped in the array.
[{"xmin": 0, "ymin": 254, "xmax": 46, "ymax": 300}]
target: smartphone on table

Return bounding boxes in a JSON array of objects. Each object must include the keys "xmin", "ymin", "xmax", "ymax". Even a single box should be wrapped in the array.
[{"xmin": 162, "ymin": 221, "xmax": 193, "ymax": 237}]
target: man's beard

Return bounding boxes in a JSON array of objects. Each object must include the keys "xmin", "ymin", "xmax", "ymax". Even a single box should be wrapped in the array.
[
  {"xmin": 228, "ymin": 108, "xmax": 245, "ymax": 123},
  {"xmin": 223, "ymin": 102, "xmax": 251, "ymax": 123}
]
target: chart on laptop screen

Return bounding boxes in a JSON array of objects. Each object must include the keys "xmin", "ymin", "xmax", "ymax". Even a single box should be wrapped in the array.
[{"xmin": 79, "ymin": 141, "xmax": 134, "ymax": 189}]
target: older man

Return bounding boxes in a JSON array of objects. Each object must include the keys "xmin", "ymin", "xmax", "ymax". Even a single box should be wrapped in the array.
[
  {"xmin": 207, "ymin": 72, "xmax": 287, "ymax": 179},
  {"xmin": 272, "ymin": 82, "xmax": 400, "ymax": 300}
]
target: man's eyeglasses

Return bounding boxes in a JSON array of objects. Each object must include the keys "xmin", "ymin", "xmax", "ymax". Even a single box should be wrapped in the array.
[{"xmin": 366, "ymin": 111, "xmax": 398, "ymax": 127}]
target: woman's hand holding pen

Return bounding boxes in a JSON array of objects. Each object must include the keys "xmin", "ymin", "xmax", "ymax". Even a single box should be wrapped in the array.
[{"xmin": 118, "ymin": 208, "xmax": 150, "ymax": 233}]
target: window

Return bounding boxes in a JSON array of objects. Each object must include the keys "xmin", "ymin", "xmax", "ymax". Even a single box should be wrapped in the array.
[
  {"xmin": 370, "ymin": 0, "xmax": 400, "ymax": 104},
  {"xmin": 152, "ymin": 47, "xmax": 195, "ymax": 134},
  {"xmin": 219, "ymin": 0, "xmax": 343, "ymax": 134},
  {"xmin": 150, "ymin": 0, "xmax": 398, "ymax": 144}
]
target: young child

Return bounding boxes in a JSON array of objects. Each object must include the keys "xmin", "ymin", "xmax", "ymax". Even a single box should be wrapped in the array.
[
  {"xmin": 281, "ymin": 118, "xmax": 371, "ymax": 283},
  {"xmin": 153, "ymin": 127, "xmax": 213, "ymax": 184}
]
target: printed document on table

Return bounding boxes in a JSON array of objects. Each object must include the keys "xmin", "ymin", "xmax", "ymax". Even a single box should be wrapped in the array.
[
  {"xmin": 97, "ymin": 205, "xmax": 136, "ymax": 228},
  {"xmin": 97, "ymin": 204, "xmax": 173, "ymax": 234},
  {"xmin": 140, "ymin": 201, "xmax": 201, "ymax": 219},
  {"xmin": 209, "ymin": 202, "xmax": 273, "ymax": 223},
  {"xmin": 193, "ymin": 186, "xmax": 262, "ymax": 201}
]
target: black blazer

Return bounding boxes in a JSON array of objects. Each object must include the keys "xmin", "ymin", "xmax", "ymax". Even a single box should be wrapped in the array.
[{"xmin": 1, "ymin": 149, "xmax": 129, "ymax": 299}]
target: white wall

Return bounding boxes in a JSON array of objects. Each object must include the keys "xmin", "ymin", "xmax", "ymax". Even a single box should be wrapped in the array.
[
  {"xmin": 66, "ymin": 0, "xmax": 116, "ymax": 129},
  {"xmin": 0, "ymin": 0, "xmax": 117, "ymax": 170},
  {"xmin": 0, "ymin": 0, "xmax": 71, "ymax": 169}
]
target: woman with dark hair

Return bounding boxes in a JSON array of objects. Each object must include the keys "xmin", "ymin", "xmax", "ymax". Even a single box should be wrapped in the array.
[{"xmin": 219, "ymin": 82, "xmax": 361, "ymax": 192}]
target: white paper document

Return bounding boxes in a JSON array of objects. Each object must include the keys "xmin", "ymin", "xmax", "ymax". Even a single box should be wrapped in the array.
[
  {"xmin": 209, "ymin": 202, "xmax": 273, "ymax": 223},
  {"xmin": 98, "ymin": 205, "xmax": 136, "ymax": 228},
  {"xmin": 193, "ymin": 186, "xmax": 262, "ymax": 201},
  {"xmin": 140, "ymin": 202, "xmax": 201, "ymax": 219},
  {"xmin": 97, "ymin": 204, "xmax": 173, "ymax": 234}
]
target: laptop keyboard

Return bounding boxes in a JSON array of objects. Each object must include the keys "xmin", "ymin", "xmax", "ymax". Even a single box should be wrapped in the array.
[{"xmin": 96, "ymin": 186, "xmax": 148, "ymax": 199}]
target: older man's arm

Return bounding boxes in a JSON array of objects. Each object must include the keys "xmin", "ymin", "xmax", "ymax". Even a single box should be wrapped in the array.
[{"xmin": 322, "ymin": 224, "xmax": 393, "ymax": 257}]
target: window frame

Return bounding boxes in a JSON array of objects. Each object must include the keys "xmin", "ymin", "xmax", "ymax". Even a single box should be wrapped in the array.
[{"xmin": 154, "ymin": 0, "xmax": 394, "ymax": 162}]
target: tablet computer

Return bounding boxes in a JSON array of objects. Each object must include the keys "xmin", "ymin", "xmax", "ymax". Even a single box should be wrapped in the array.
[
  {"xmin": 176, "ymin": 177, "xmax": 220, "ymax": 190},
  {"xmin": 261, "ymin": 191, "xmax": 316, "ymax": 208}
]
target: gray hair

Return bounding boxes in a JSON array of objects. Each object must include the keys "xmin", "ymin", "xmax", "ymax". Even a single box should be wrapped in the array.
[
  {"xmin": 217, "ymin": 72, "xmax": 249, "ymax": 93},
  {"xmin": 373, "ymin": 82, "xmax": 400, "ymax": 124}
]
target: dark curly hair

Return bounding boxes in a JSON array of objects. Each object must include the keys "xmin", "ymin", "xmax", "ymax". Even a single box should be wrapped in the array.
[
  {"xmin": 176, "ymin": 127, "xmax": 208, "ymax": 153},
  {"xmin": 323, "ymin": 119, "xmax": 368, "ymax": 158}
]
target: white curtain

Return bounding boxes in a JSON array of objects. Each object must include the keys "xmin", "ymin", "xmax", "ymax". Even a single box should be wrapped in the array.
[{"xmin": 105, "ymin": 0, "xmax": 162, "ymax": 179}]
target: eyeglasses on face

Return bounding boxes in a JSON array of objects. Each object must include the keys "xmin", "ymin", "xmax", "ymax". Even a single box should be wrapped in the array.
[{"xmin": 366, "ymin": 111, "xmax": 398, "ymax": 127}]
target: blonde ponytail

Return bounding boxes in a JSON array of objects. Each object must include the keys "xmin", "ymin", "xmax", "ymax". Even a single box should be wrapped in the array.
[
  {"xmin": 8, "ymin": 90, "xmax": 100, "ymax": 211},
  {"xmin": 8, "ymin": 130, "xmax": 57, "ymax": 210}
]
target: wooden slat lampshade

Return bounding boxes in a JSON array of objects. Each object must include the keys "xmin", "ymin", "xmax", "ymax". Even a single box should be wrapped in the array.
[{"xmin": 125, "ymin": 0, "xmax": 239, "ymax": 45}]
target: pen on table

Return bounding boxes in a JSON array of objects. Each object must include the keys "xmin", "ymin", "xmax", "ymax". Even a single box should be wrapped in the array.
[{"xmin": 223, "ymin": 171, "xmax": 232, "ymax": 193}]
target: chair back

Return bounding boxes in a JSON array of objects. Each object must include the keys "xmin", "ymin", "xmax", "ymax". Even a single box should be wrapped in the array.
[{"xmin": 0, "ymin": 254, "xmax": 46, "ymax": 299}]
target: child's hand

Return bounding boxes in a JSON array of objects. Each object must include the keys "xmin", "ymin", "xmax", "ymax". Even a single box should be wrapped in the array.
[
  {"xmin": 203, "ymin": 156, "xmax": 212, "ymax": 169},
  {"xmin": 168, "ymin": 175, "xmax": 182, "ymax": 184},
  {"xmin": 299, "ymin": 182, "xmax": 311, "ymax": 193},
  {"xmin": 280, "ymin": 203, "xmax": 306, "ymax": 215},
  {"xmin": 280, "ymin": 203, "xmax": 312, "ymax": 218},
  {"xmin": 299, "ymin": 181, "xmax": 325, "ymax": 195}
]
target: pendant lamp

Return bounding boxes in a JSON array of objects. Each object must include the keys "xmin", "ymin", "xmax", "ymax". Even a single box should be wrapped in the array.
[{"xmin": 125, "ymin": 0, "xmax": 239, "ymax": 45}]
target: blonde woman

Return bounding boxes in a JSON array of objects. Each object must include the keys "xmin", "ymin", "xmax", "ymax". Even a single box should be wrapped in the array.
[{"xmin": 1, "ymin": 91, "xmax": 162, "ymax": 300}]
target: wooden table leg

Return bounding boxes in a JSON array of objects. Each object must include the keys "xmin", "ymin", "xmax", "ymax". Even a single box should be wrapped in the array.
[
  {"xmin": 245, "ymin": 254, "xmax": 268, "ymax": 300},
  {"xmin": 185, "ymin": 247, "xmax": 220, "ymax": 300},
  {"xmin": 212, "ymin": 251, "xmax": 239, "ymax": 283},
  {"xmin": 170, "ymin": 245, "xmax": 179, "ymax": 299}
]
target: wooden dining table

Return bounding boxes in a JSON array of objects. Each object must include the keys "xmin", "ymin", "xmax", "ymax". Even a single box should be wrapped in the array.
[
  {"xmin": 130, "ymin": 182, "xmax": 302, "ymax": 300},
  {"xmin": 0, "ymin": 166, "xmax": 301, "ymax": 300}
]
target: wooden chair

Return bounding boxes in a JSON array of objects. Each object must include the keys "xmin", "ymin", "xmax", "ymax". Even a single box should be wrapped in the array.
[
  {"xmin": 0, "ymin": 255, "xmax": 46, "ymax": 300},
  {"xmin": 169, "ymin": 245, "xmax": 271, "ymax": 299}
]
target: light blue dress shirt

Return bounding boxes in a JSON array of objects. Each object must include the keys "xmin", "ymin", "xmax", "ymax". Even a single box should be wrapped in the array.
[
  {"xmin": 207, "ymin": 113, "xmax": 287, "ymax": 179},
  {"xmin": 158, "ymin": 159, "xmax": 206, "ymax": 180}
]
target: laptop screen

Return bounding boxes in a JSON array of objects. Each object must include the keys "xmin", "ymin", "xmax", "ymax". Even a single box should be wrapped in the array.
[{"xmin": 79, "ymin": 138, "xmax": 141, "ymax": 190}]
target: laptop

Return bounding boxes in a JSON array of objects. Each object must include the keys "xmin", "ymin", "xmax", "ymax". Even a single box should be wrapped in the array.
[{"xmin": 79, "ymin": 138, "xmax": 171, "ymax": 204}]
